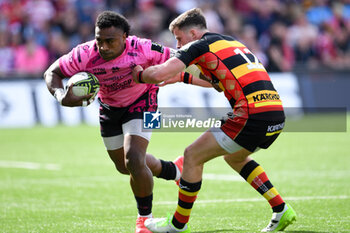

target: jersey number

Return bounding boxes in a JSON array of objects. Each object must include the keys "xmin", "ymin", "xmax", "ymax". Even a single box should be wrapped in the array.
[{"xmin": 234, "ymin": 48, "xmax": 264, "ymax": 69}]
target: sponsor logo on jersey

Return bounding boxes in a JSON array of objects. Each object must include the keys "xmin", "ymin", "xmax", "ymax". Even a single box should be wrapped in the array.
[
  {"xmin": 93, "ymin": 68, "xmax": 107, "ymax": 75},
  {"xmin": 111, "ymin": 66, "xmax": 120, "ymax": 73},
  {"xmin": 129, "ymin": 62, "xmax": 136, "ymax": 69},
  {"xmin": 127, "ymin": 52, "xmax": 138, "ymax": 57},
  {"xmin": 104, "ymin": 79, "xmax": 132, "ymax": 92},
  {"xmin": 252, "ymin": 93, "xmax": 280, "ymax": 102},
  {"xmin": 82, "ymin": 45, "xmax": 90, "ymax": 52},
  {"xmin": 151, "ymin": 42, "xmax": 164, "ymax": 53}
]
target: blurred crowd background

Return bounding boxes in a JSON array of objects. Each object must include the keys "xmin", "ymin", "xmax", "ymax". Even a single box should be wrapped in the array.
[{"xmin": 0, "ymin": 0, "xmax": 350, "ymax": 78}]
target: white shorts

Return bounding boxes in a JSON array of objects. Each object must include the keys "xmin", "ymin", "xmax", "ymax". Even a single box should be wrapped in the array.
[
  {"xmin": 210, "ymin": 128, "xmax": 243, "ymax": 154},
  {"xmin": 102, "ymin": 119, "xmax": 152, "ymax": 150}
]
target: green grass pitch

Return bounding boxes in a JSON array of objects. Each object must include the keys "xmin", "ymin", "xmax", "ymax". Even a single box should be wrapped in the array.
[{"xmin": 1, "ymin": 116, "xmax": 350, "ymax": 232}]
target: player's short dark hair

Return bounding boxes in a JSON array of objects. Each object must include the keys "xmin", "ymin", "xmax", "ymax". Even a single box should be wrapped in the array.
[
  {"xmin": 95, "ymin": 11, "xmax": 130, "ymax": 36},
  {"xmin": 169, "ymin": 8, "xmax": 207, "ymax": 33}
]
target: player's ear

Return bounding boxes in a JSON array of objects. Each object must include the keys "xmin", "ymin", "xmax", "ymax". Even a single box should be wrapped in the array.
[{"xmin": 190, "ymin": 29, "xmax": 197, "ymax": 40}]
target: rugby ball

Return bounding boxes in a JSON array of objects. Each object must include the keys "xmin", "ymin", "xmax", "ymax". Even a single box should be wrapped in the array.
[{"xmin": 66, "ymin": 72, "xmax": 100, "ymax": 99}]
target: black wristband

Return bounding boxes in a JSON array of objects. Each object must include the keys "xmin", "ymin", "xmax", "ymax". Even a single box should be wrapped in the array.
[
  {"xmin": 137, "ymin": 71, "xmax": 145, "ymax": 83},
  {"xmin": 183, "ymin": 72, "xmax": 190, "ymax": 84}
]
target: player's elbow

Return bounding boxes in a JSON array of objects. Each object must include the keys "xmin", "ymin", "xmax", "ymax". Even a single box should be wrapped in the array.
[
  {"xmin": 43, "ymin": 60, "xmax": 62, "ymax": 81},
  {"xmin": 43, "ymin": 68, "xmax": 51, "ymax": 81}
]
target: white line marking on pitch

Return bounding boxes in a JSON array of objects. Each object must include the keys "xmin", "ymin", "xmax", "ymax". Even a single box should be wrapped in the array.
[
  {"xmin": 155, "ymin": 195, "xmax": 349, "ymax": 205},
  {"xmin": 0, "ymin": 161, "xmax": 61, "ymax": 170}
]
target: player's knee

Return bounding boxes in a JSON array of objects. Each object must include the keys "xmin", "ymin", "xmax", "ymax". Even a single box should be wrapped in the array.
[
  {"xmin": 183, "ymin": 145, "xmax": 199, "ymax": 167},
  {"xmin": 125, "ymin": 151, "xmax": 145, "ymax": 174},
  {"xmin": 107, "ymin": 149, "xmax": 129, "ymax": 174},
  {"xmin": 114, "ymin": 163, "xmax": 129, "ymax": 175}
]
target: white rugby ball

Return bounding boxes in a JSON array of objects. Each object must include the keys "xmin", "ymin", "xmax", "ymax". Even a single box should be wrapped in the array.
[{"xmin": 66, "ymin": 72, "xmax": 100, "ymax": 99}]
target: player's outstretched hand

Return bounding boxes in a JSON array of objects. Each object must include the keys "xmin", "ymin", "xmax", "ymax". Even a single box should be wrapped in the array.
[{"xmin": 61, "ymin": 84, "xmax": 94, "ymax": 107}]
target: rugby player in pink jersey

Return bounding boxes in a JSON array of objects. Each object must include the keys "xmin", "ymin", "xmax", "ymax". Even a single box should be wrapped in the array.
[{"xmin": 43, "ymin": 11, "xmax": 184, "ymax": 233}]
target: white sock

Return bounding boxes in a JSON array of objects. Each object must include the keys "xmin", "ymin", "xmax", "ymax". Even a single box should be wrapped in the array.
[
  {"xmin": 174, "ymin": 165, "xmax": 181, "ymax": 181},
  {"xmin": 138, "ymin": 213, "xmax": 153, "ymax": 218}
]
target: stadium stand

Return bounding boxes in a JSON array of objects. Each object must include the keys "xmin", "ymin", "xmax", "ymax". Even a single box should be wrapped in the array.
[{"xmin": 0, "ymin": 0, "xmax": 350, "ymax": 78}]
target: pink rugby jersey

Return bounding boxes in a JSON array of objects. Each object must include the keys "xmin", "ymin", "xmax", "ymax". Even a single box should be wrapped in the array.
[{"xmin": 59, "ymin": 36, "xmax": 172, "ymax": 107}]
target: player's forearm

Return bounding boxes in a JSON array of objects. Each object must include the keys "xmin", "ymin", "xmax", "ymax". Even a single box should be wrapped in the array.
[{"xmin": 140, "ymin": 65, "xmax": 172, "ymax": 84}]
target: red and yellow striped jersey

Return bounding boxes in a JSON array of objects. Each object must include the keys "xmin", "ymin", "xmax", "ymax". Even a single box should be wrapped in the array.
[{"xmin": 175, "ymin": 32, "xmax": 285, "ymax": 121}]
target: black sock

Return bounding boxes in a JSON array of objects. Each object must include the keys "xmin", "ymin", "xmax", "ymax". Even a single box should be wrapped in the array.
[
  {"xmin": 273, "ymin": 203, "xmax": 285, "ymax": 213},
  {"xmin": 135, "ymin": 194, "xmax": 153, "ymax": 216},
  {"xmin": 157, "ymin": 160, "xmax": 177, "ymax": 180}
]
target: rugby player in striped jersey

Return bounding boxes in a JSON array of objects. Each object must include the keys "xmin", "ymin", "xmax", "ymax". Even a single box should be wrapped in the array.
[{"xmin": 132, "ymin": 8, "xmax": 296, "ymax": 233}]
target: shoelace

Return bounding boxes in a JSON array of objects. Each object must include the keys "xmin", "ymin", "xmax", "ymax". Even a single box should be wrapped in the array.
[{"xmin": 268, "ymin": 219, "xmax": 279, "ymax": 228}]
